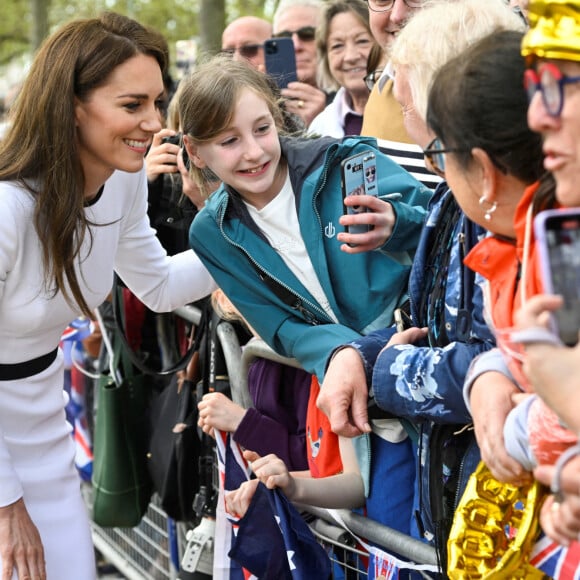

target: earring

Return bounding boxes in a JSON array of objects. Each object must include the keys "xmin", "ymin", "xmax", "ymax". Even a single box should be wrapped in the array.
[{"xmin": 479, "ymin": 196, "xmax": 497, "ymax": 221}]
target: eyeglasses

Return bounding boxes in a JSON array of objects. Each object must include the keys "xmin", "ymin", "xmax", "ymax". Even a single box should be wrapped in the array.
[
  {"xmin": 364, "ymin": 68, "xmax": 384, "ymax": 91},
  {"xmin": 524, "ymin": 62, "xmax": 580, "ymax": 118},
  {"xmin": 273, "ymin": 26, "xmax": 316, "ymax": 42},
  {"xmin": 366, "ymin": 0, "xmax": 424, "ymax": 13},
  {"xmin": 422, "ymin": 138, "xmax": 464, "ymax": 177},
  {"xmin": 221, "ymin": 44, "xmax": 263, "ymax": 59}
]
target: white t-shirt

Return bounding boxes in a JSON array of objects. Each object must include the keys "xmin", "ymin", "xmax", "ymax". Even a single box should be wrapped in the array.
[{"xmin": 244, "ymin": 172, "xmax": 339, "ymax": 323}]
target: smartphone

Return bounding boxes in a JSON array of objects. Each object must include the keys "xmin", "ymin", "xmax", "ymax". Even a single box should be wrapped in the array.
[
  {"xmin": 534, "ymin": 208, "xmax": 580, "ymax": 345},
  {"xmin": 341, "ymin": 151, "xmax": 378, "ymax": 236},
  {"xmin": 161, "ymin": 133, "xmax": 190, "ymax": 169},
  {"xmin": 264, "ymin": 37, "xmax": 298, "ymax": 89}
]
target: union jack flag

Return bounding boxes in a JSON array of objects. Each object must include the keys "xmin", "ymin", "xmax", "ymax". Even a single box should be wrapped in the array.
[{"xmin": 531, "ymin": 536, "xmax": 580, "ymax": 579}]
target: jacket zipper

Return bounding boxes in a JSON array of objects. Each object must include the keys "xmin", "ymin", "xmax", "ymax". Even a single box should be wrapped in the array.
[{"xmin": 217, "ymin": 212, "xmax": 332, "ymax": 326}]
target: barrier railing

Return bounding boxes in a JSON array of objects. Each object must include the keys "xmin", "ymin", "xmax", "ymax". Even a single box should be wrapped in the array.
[
  {"xmin": 237, "ymin": 337, "xmax": 439, "ymax": 572},
  {"xmin": 90, "ymin": 303, "xmax": 439, "ymax": 578}
]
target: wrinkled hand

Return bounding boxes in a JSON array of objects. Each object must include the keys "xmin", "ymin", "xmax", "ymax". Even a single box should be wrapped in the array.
[
  {"xmin": 470, "ymin": 372, "xmax": 532, "ymax": 485},
  {"xmin": 317, "ymin": 347, "xmax": 370, "ymax": 438},
  {"xmin": 338, "ymin": 198, "xmax": 395, "ymax": 254},
  {"xmin": 281, "ymin": 82, "xmax": 326, "ymax": 126},
  {"xmin": 225, "ymin": 479, "xmax": 260, "ymax": 519},
  {"xmin": 0, "ymin": 498, "xmax": 46, "ymax": 580},
  {"xmin": 197, "ymin": 392, "xmax": 246, "ymax": 437},
  {"xmin": 145, "ymin": 129, "xmax": 180, "ymax": 182},
  {"xmin": 535, "ymin": 455, "xmax": 580, "ymax": 546},
  {"xmin": 243, "ymin": 450, "xmax": 294, "ymax": 495}
]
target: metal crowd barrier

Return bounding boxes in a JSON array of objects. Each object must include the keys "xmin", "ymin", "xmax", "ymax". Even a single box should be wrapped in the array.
[{"xmin": 90, "ymin": 303, "xmax": 438, "ymax": 578}]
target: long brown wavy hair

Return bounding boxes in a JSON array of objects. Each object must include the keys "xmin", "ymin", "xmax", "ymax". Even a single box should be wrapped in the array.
[{"xmin": 0, "ymin": 12, "xmax": 168, "ymax": 317}]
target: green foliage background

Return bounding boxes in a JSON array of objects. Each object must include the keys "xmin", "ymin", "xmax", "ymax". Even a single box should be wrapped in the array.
[{"xmin": 0, "ymin": 0, "xmax": 280, "ymax": 94}]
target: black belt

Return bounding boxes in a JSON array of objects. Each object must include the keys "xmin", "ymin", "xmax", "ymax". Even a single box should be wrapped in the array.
[{"xmin": 0, "ymin": 348, "xmax": 59, "ymax": 381}]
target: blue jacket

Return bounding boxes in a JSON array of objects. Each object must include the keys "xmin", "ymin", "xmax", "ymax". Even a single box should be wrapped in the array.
[
  {"xmin": 352, "ymin": 182, "xmax": 494, "ymax": 422},
  {"xmin": 190, "ymin": 135, "xmax": 431, "ymax": 381},
  {"xmin": 350, "ymin": 182, "xmax": 496, "ymax": 540}
]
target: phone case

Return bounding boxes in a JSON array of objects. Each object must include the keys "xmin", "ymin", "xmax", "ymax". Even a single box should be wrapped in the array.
[
  {"xmin": 534, "ymin": 208, "xmax": 580, "ymax": 345},
  {"xmin": 341, "ymin": 151, "xmax": 377, "ymax": 236},
  {"xmin": 264, "ymin": 37, "xmax": 297, "ymax": 89}
]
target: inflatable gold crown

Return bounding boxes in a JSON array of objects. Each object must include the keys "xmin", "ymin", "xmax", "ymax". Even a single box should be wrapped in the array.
[{"xmin": 522, "ymin": 0, "xmax": 580, "ymax": 62}]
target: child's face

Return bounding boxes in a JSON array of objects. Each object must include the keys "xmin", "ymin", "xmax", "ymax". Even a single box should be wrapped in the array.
[{"xmin": 190, "ymin": 88, "xmax": 285, "ymax": 209}]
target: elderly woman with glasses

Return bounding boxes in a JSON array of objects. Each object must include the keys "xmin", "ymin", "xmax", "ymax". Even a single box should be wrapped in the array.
[
  {"xmin": 308, "ymin": 0, "xmax": 381, "ymax": 138},
  {"xmin": 497, "ymin": 0, "xmax": 580, "ymax": 549},
  {"xmin": 317, "ymin": 0, "xmax": 529, "ymax": 567}
]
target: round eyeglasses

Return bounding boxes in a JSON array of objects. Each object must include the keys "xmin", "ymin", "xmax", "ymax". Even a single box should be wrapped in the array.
[
  {"xmin": 524, "ymin": 62, "xmax": 580, "ymax": 118},
  {"xmin": 366, "ymin": 0, "xmax": 424, "ymax": 13}
]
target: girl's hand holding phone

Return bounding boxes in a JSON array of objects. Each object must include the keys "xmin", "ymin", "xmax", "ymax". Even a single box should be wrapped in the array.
[{"xmin": 338, "ymin": 196, "xmax": 395, "ymax": 253}]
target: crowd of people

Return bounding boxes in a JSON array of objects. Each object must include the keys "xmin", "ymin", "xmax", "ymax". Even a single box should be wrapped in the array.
[{"xmin": 4, "ymin": 0, "xmax": 580, "ymax": 578}]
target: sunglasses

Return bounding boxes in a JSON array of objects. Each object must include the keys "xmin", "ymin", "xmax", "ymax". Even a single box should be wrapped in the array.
[
  {"xmin": 524, "ymin": 62, "xmax": 580, "ymax": 118},
  {"xmin": 221, "ymin": 44, "xmax": 263, "ymax": 59},
  {"xmin": 273, "ymin": 26, "xmax": 316, "ymax": 42}
]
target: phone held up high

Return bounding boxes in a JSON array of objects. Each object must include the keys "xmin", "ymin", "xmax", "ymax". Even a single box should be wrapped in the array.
[
  {"xmin": 340, "ymin": 151, "xmax": 378, "ymax": 237},
  {"xmin": 534, "ymin": 208, "xmax": 580, "ymax": 346},
  {"xmin": 264, "ymin": 37, "xmax": 298, "ymax": 89}
]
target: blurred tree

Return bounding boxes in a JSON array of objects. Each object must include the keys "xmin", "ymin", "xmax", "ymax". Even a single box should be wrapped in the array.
[
  {"xmin": 30, "ymin": 0, "xmax": 49, "ymax": 51},
  {"xmin": 0, "ymin": 0, "xmax": 279, "ymax": 80}
]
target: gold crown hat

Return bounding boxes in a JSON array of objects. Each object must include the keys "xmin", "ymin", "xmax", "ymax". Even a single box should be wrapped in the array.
[{"xmin": 522, "ymin": 0, "xmax": 580, "ymax": 63}]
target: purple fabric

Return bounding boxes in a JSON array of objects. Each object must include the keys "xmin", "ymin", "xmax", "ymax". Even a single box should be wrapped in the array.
[
  {"xmin": 343, "ymin": 112, "xmax": 363, "ymax": 137},
  {"xmin": 233, "ymin": 358, "xmax": 311, "ymax": 471}
]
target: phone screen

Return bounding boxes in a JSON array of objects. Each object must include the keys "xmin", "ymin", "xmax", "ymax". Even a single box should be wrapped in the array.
[{"xmin": 536, "ymin": 209, "xmax": 580, "ymax": 345}]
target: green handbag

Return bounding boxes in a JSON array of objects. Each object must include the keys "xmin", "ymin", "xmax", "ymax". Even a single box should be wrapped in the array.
[{"xmin": 91, "ymin": 322, "xmax": 153, "ymax": 528}]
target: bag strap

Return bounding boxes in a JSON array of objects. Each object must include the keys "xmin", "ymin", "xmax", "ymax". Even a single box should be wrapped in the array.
[{"xmin": 111, "ymin": 274, "xmax": 199, "ymax": 376}]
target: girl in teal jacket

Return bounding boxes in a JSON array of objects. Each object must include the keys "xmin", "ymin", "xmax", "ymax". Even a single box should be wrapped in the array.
[
  {"xmin": 180, "ymin": 56, "xmax": 430, "ymax": 547},
  {"xmin": 181, "ymin": 57, "xmax": 430, "ymax": 382}
]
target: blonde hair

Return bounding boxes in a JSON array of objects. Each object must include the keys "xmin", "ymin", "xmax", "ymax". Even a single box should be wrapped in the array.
[
  {"xmin": 390, "ymin": 0, "xmax": 525, "ymax": 122},
  {"xmin": 178, "ymin": 55, "xmax": 285, "ymax": 199}
]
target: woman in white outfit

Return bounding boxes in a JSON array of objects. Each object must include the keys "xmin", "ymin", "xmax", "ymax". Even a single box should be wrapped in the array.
[{"xmin": 0, "ymin": 12, "xmax": 215, "ymax": 580}]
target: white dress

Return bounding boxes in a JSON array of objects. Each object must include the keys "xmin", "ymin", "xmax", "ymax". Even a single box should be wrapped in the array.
[{"xmin": 0, "ymin": 168, "xmax": 216, "ymax": 579}]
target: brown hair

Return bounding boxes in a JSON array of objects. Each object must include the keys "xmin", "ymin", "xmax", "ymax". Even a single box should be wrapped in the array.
[
  {"xmin": 178, "ymin": 55, "xmax": 285, "ymax": 199},
  {"xmin": 0, "ymin": 12, "xmax": 168, "ymax": 317}
]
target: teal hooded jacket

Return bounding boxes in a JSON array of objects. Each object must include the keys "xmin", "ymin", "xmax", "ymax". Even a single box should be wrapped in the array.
[{"xmin": 189, "ymin": 135, "xmax": 431, "ymax": 381}]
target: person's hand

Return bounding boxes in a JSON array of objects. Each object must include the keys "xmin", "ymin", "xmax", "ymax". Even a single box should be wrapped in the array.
[
  {"xmin": 338, "ymin": 198, "xmax": 396, "ymax": 254},
  {"xmin": 225, "ymin": 479, "xmax": 260, "ymax": 519},
  {"xmin": 145, "ymin": 129, "xmax": 180, "ymax": 182},
  {"xmin": 0, "ymin": 498, "xmax": 46, "ymax": 580},
  {"xmin": 280, "ymin": 82, "xmax": 327, "ymax": 126},
  {"xmin": 317, "ymin": 347, "xmax": 370, "ymax": 438},
  {"xmin": 514, "ymin": 293, "xmax": 563, "ymax": 332},
  {"xmin": 197, "ymin": 392, "xmax": 246, "ymax": 437},
  {"xmin": 469, "ymin": 372, "xmax": 533, "ymax": 485},
  {"xmin": 514, "ymin": 294, "xmax": 580, "ymax": 430},
  {"xmin": 243, "ymin": 450, "xmax": 295, "ymax": 495},
  {"xmin": 535, "ymin": 455, "xmax": 580, "ymax": 545},
  {"xmin": 385, "ymin": 327, "xmax": 428, "ymax": 348}
]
